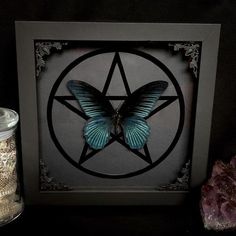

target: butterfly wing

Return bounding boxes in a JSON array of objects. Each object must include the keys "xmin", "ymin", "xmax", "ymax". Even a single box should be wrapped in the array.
[
  {"xmin": 119, "ymin": 81, "xmax": 168, "ymax": 149},
  {"xmin": 84, "ymin": 116, "xmax": 112, "ymax": 150},
  {"xmin": 122, "ymin": 116, "xmax": 150, "ymax": 149},
  {"xmin": 67, "ymin": 80, "xmax": 114, "ymax": 118},
  {"xmin": 119, "ymin": 81, "xmax": 168, "ymax": 118},
  {"xmin": 67, "ymin": 80, "xmax": 115, "ymax": 150}
]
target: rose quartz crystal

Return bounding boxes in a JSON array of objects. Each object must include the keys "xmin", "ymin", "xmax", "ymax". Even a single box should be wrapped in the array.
[{"xmin": 200, "ymin": 155, "xmax": 236, "ymax": 231}]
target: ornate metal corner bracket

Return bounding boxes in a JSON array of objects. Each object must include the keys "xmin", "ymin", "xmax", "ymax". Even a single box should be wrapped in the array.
[
  {"xmin": 40, "ymin": 159, "xmax": 71, "ymax": 191},
  {"xmin": 156, "ymin": 160, "xmax": 190, "ymax": 191},
  {"xmin": 35, "ymin": 42, "xmax": 68, "ymax": 78},
  {"xmin": 169, "ymin": 42, "xmax": 200, "ymax": 78}
]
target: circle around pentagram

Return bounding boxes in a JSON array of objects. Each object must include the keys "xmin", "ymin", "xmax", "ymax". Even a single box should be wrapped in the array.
[{"xmin": 47, "ymin": 48, "xmax": 185, "ymax": 179}]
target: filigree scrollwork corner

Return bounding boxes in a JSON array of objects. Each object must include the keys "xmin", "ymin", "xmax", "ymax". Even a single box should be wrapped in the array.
[
  {"xmin": 40, "ymin": 159, "xmax": 72, "ymax": 191},
  {"xmin": 35, "ymin": 41, "xmax": 68, "ymax": 78},
  {"xmin": 156, "ymin": 160, "xmax": 190, "ymax": 191},
  {"xmin": 169, "ymin": 42, "xmax": 200, "ymax": 78}
]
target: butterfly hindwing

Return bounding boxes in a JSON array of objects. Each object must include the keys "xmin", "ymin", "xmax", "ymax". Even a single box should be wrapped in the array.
[
  {"xmin": 67, "ymin": 80, "xmax": 114, "ymax": 118},
  {"xmin": 122, "ymin": 116, "xmax": 150, "ymax": 149},
  {"xmin": 84, "ymin": 116, "xmax": 112, "ymax": 150}
]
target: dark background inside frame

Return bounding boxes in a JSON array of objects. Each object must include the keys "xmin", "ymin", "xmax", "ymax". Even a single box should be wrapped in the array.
[{"xmin": 1, "ymin": 1, "xmax": 236, "ymax": 172}]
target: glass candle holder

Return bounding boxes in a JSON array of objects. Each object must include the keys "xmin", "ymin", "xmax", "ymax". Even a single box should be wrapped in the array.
[{"xmin": 0, "ymin": 108, "xmax": 23, "ymax": 226}]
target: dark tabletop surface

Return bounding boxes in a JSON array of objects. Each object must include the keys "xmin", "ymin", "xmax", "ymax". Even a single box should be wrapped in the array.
[{"xmin": 0, "ymin": 203, "xmax": 235, "ymax": 235}]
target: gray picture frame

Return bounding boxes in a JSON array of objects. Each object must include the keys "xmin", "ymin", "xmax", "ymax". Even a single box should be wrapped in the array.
[{"xmin": 15, "ymin": 21, "xmax": 220, "ymax": 205}]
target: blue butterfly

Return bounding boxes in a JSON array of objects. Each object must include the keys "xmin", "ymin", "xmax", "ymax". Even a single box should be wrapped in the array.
[{"xmin": 67, "ymin": 80, "xmax": 168, "ymax": 150}]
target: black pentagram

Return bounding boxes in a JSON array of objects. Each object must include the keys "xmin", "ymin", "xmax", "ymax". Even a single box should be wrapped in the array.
[{"xmin": 47, "ymin": 48, "xmax": 185, "ymax": 179}]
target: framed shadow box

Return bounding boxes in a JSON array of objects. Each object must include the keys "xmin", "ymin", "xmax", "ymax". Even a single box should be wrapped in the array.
[{"xmin": 15, "ymin": 22, "xmax": 220, "ymax": 205}]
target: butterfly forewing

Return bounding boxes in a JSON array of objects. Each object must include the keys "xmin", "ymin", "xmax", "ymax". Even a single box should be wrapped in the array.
[
  {"xmin": 118, "ymin": 81, "xmax": 168, "ymax": 118},
  {"xmin": 67, "ymin": 80, "xmax": 114, "ymax": 118}
]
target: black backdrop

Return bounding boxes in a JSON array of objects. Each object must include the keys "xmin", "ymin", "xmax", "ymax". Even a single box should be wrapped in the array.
[{"xmin": 0, "ymin": 0, "xmax": 236, "ymax": 170}]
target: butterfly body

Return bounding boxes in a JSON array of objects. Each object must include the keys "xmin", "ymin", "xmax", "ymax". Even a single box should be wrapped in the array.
[
  {"xmin": 111, "ymin": 110, "xmax": 121, "ymax": 134},
  {"xmin": 67, "ymin": 80, "xmax": 168, "ymax": 150}
]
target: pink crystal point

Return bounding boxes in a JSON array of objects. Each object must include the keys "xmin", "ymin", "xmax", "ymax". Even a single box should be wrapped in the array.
[{"xmin": 200, "ymin": 155, "xmax": 236, "ymax": 231}]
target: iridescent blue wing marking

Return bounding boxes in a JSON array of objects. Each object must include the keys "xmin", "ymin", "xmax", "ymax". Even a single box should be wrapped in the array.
[
  {"xmin": 67, "ymin": 80, "xmax": 115, "ymax": 150},
  {"xmin": 84, "ymin": 116, "xmax": 112, "ymax": 150},
  {"xmin": 119, "ymin": 81, "xmax": 168, "ymax": 149},
  {"xmin": 67, "ymin": 80, "xmax": 114, "ymax": 118},
  {"xmin": 122, "ymin": 116, "xmax": 150, "ymax": 149}
]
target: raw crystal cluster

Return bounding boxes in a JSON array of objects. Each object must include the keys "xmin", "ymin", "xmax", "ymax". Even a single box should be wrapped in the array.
[{"xmin": 200, "ymin": 155, "xmax": 236, "ymax": 231}]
